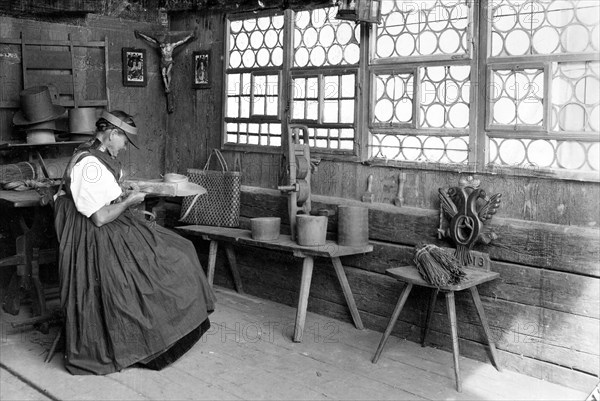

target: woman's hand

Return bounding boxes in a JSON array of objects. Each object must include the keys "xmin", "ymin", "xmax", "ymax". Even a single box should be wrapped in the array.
[{"xmin": 125, "ymin": 190, "xmax": 146, "ymax": 206}]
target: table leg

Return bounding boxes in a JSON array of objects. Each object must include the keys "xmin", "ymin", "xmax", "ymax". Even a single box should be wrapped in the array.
[
  {"xmin": 293, "ymin": 256, "xmax": 314, "ymax": 343},
  {"xmin": 331, "ymin": 256, "xmax": 363, "ymax": 330},
  {"xmin": 207, "ymin": 240, "xmax": 218, "ymax": 286},
  {"xmin": 470, "ymin": 286, "xmax": 502, "ymax": 372},
  {"xmin": 372, "ymin": 283, "xmax": 413, "ymax": 364},
  {"xmin": 445, "ymin": 291, "xmax": 462, "ymax": 392},
  {"xmin": 224, "ymin": 243, "xmax": 244, "ymax": 294},
  {"xmin": 421, "ymin": 288, "xmax": 439, "ymax": 347}
]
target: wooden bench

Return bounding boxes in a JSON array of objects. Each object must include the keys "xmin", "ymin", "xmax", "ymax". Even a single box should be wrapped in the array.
[
  {"xmin": 371, "ymin": 252, "xmax": 501, "ymax": 392},
  {"xmin": 176, "ymin": 224, "xmax": 373, "ymax": 343}
]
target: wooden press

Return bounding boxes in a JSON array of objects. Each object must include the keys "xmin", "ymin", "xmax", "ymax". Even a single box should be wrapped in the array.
[{"xmin": 278, "ymin": 124, "xmax": 312, "ymax": 241}]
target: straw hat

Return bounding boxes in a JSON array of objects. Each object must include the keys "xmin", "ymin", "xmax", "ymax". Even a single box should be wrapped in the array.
[
  {"xmin": 23, "ymin": 120, "xmax": 59, "ymax": 144},
  {"xmin": 13, "ymin": 86, "xmax": 66, "ymax": 126},
  {"xmin": 69, "ymin": 108, "xmax": 98, "ymax": 135}
]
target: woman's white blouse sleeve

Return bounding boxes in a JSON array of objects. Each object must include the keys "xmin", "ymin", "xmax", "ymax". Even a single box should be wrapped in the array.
[{"xmin": 69, "ymin": 156, "xmax": 123, "ymax": 218}]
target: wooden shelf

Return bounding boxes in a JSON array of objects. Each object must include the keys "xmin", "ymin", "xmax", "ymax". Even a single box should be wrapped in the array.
[{"xmin": 0, "ymin": 141, "xmax": 85, "ymax": 150}]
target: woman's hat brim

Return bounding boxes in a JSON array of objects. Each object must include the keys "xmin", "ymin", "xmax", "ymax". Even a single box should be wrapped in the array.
[{"xmin": 13, "ymin": 105, "xmax": 66, "ymax": 126}]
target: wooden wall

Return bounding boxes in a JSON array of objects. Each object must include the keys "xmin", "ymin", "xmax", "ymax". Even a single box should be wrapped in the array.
[
  {"xmin": 166, "ymin": 10, "xmax": 600, "ymax": 393},
  {"xmin": 0, "ymin": 15, "xmax": 167, "ymax": 178}
]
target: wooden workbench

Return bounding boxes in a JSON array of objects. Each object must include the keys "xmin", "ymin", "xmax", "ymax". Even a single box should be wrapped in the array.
[{"xmin": 176, "ymin": 225, "xmax": 373, "ymax": 342}]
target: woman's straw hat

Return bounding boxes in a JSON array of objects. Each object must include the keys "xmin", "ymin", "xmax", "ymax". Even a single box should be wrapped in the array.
[
  {"xmin": 24, "ymin": 120, "xmax": 58, "ymax": 144},
  {"xmin": 13, "ymin": 86, "xmax": 66, "ymax": 126},
  {"xmin": 69, "ymin": 108, "xmax": 98, "ymax": 135}
]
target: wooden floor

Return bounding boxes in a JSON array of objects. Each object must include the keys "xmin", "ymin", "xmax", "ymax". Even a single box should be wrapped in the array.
[{"xmin": 0, "ymin": 287, "xmax": 590, "ymax": 401}]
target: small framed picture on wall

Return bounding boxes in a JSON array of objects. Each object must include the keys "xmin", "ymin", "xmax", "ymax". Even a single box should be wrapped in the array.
[
  {"xmin": 122, "ymin": 48, "xmax": 147, "ymax": 87},
  {"xmin": 192, "ymin": 50, "xmax": 210, "ymax": 89}
]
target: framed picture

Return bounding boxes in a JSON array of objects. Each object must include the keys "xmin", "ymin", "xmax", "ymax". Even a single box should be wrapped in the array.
[
  {"xmin": 192, "ymin": 50, "xmax": 211, "ymax": 89},
  {"xmin": 122, "ymin": 48, "xmax": 147, "ymax": 87}
]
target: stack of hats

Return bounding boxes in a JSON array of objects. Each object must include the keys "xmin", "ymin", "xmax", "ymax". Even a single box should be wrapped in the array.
[
  {"xmin": 69, "ymin": 107, "xmax": 98, "ymax": 141},
  {"xmin": 13, "ymin": 86, "xmax": 66, "ymax": 144}
]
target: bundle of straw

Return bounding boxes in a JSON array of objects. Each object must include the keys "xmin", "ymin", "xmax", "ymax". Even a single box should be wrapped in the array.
[
  {"xmin": 413, "ymin": 244, "xmax": 466, "ymax": 287},
  {"xmin": 0, "ymin": 162, "xmax": 36, "ymax": 185}
]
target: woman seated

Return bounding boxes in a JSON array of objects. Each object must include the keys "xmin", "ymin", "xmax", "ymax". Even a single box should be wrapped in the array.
[{"xmin": 54, "ymin": 110, "xmax": 216, "ymax": 375}]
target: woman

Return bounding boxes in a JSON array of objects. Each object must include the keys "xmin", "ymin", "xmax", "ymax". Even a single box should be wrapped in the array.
[{"xmin": 54, "ymin": 110, "xmax": 216, "ymax": 375}]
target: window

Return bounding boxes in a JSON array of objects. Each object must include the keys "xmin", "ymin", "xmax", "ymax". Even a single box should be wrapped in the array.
[{"xmin": 224, "ymin": 1, "xmax": 599, "ymax": 180}]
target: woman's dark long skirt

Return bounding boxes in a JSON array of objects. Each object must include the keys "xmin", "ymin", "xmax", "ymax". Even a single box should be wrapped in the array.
[{"xmin": 54, "ymin": 196, "xmax": 216, "ymax": 375}]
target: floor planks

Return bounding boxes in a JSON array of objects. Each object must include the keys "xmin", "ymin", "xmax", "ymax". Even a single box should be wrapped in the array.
[{"xmin": 0, "ymin": 287, "xmax": 589, "ymax": 401}]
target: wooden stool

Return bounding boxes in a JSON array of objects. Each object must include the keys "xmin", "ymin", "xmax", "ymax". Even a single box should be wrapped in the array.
[{"xmin": 372, "ymin": 254, "xmax": 501, "ymax": 392}]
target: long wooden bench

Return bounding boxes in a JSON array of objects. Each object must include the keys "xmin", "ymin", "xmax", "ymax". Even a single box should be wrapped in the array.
[{"xmin": 176, "ymin": 224, "xmax": 373, "ymax": 343}]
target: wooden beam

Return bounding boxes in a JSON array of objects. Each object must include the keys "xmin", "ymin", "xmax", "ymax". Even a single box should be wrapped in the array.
[{"xmin": 0, "ymin": 0, "xmax": 101, "ymax": 14}]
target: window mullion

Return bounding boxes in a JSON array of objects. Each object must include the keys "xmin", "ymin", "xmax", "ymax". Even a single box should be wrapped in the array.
[
  {"xmin": 471, "ymin": 0, "xmax": 489, "ymax": 171},
  {"xmin": 281, "ymin": 8, "xmax": 295, "ymax": 155}
]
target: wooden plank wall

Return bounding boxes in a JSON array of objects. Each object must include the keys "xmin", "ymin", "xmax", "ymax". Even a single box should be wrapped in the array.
[
  {"xmin": 0, "ymin": 15, "xmax": 167, "ymax": 178},
  {"xmin": 166, "ymin": 11, "xmax": 600, "ymax": 393}
]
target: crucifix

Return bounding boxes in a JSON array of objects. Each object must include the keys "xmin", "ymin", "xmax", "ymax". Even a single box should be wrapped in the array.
[{"xmin": 135, "ymin": 29, "xmax": 196, "ymax": 113}]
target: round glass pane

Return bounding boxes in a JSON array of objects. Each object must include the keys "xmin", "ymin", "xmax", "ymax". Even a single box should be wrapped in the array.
[
  {"xmin": 405, "ymin": 10, "xmax": 421, "ymax": 34},
  {"xmin": 561, "ymin": 24, "xmax": 589, "ymax": 52},
  {"xmin": 257, "ymin": 17, "xmax": 270, "ymax": 31},
  {"xmin": 375, "ymin": 77, "xmax": 386, "ymax": 101},
  {"xmin": 395, "ymin": 33, "xmax": 416, "ymax": 56},
  {"xmin": 250, "ymin": 31, "xmax": 264, "ymax": 49},
  {"xmin": 385, "ymin": 12, "xmax": 405, "ymax": 36},
  {"xmin": 296, "ymin": 12, "xmax": 309, "ymax": 29},
  {"xmin": 256, "ymin": 48, "xmax": 270, "ymax": 67},
  {"xmin": 243, "ymin": 19, "xmax": 257, "ymax": 31},
  {"xmin": 439, "ymin": 29, "xmax": 460, "ymax": 54},
  {"xmin": 448, "ymin": 103, "xmax": 469, "ymax": 128},
  {"xmin": 556, "ymin": 141, "xmax": 586, "ymax": 169},
  {"xmin": 265, "ymin": 30, "xmax": 279, "ymax": 48},
  {"xmin": 312, "ymin": 8, "xmax": 327, "ymax": 28},
  {"xmin": 386, "ymin": 76, "xmax": 405, "ymax": 99},
  {"xmin": 518, "ymin": 99, "xmax": 544, "ymax": 125},
  {"xmin": 428, "ymin": 7, "xmax": 450, "ymax": 32},
  {"xmin": 532, "ymin": 26, "xmax": 560, "ymax": 54},
  {"xmin": 401, "ymin": 136, "xmax": 423, "ymax": 161},
  {"xmin": 493, "ymin": 98, "xmax": 517, "ymax": 125},
  {"xmin": 559, "ymin": 103, "xmax": 586, "ymax": 131},
  {"xmin": 423, "ymin": 136, "xmax": 445, "ymax": 162},
  {"xmin": 236, "ymin": 33, "xmax": 249, "ymax": 50},
  {"xmin": 229, "ymin": 51, "xmax": 241, "ymax": 68},
  {"xmin": 418, "ymin": 31, "xmax": 438, "ymax": 55},
  {"xmin": 337, "ymin": 23, "xmax": 353, "ymax": 45},
  {"xmin": 272, "ymin": 15, "xmax": 284, "ymax": 29},
  {"xmin": 395, "ymin": 99, "xmax": 412, "ymax": 123},
  {"xmin": 272, "ymin": 47, "xmax": 283, "ymax": 66},
  {"xmin": 490, "ymin": 32, "xmax": 504, "ymax": 57},
  {"xmin": 547, "ymin": 1, "xmax": 574, "ymax": 27},
  {"xmin": 327, "ymin": 44, "xmax": 343, "ymax": 65},
  {"xmin": 492, "ymin": 4, "xmax": 517, "ymax": 31},
  {"xmin": 587, "ymin": 142, "xmax": 600, "ymax": 171},
  {"xmin": 446, "ymin": 137, "xmax": 468, "ymax": 163},
  {"xmin": 319, "ymin": 25, "xmax": 335, "ymax": 47},
  {"xmin": 231, "ymin": 20, "xmax": 243, "ymax": 34},
  {"xmin": 424, "ymin": 103, "xmax": 445, "ymax": 128},
  {"xmin": 450, "ymin": 5, "xmax": 469, "ymax": 29},
  {"xmin": 375, "ymin": 99, "xmax": 394, "ymax": 122},
  {"xmin": 242, "ymin": 49, "xmax": 255, "ymax": 68},
  {"xmin": 488, "ymin": 138, "xmax": 499, "ymax": 163},
  {"xmin": 426, "ymin": 66, "xmax": 446, "ymax": 82},
  {"xmin": 380, "ymin": 135, "xmax": 401, "ymax": 159},
  {"xmin": 377, "ymin": 35, "xmax": 394, "ymax": 58},
  {"xmin": 303, "ymin": 27, "xmax": 318, "ymax": 47},
  {"xmin": 498, "ymin": 139, "xmax": 526, "ymax": 165},
  {"xmin": 527, "ymin": 140, "xmax": 555, "ymax": 167},
  {"xmin": 344, "ymin": 43, "xmax": 360, "ymax": 64},
  {"xmin": 518, "ymin": 2, "xmax": 544, "ymax": 30},
  {"xmin": 310, "ymin": 46, "xmax": 326, "ymax": 66},
  {"xmin": 450, "ymin": 65, "xmax": 470, "ymax": 81},
  {"xmin": 505, "ymin": 29, "xmax": 530, "ymax": 55}
]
